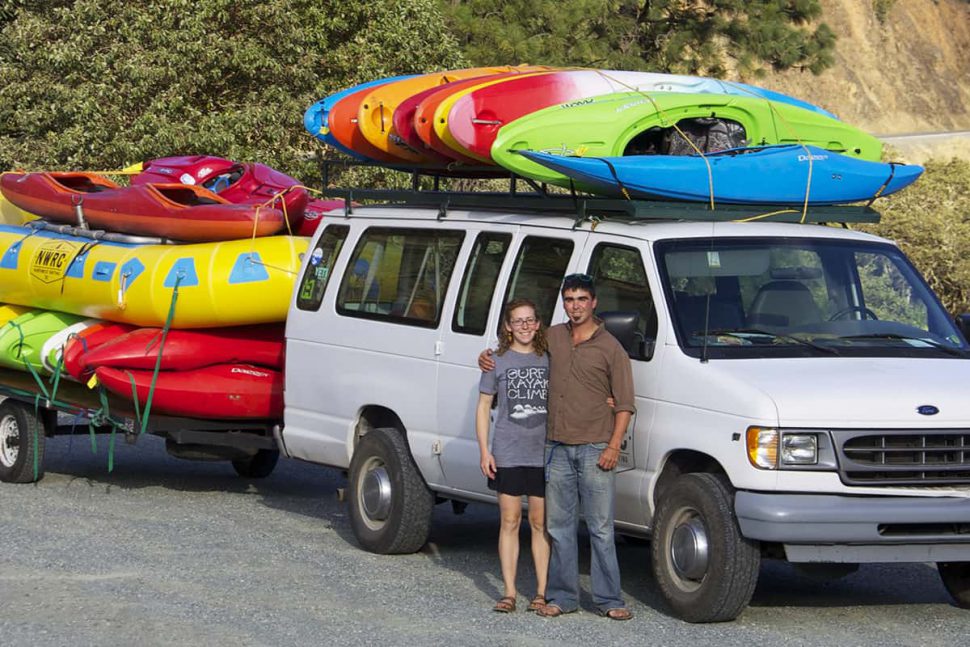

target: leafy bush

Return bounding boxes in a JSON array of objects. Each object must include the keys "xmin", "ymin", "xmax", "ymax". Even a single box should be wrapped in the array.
[
  {"xmin": 0, "ymin": 0, "xmax": 464, "ymax": 186},
  {"xmin": 860, "ymin": 158, "xmax": 970, "ymax": 315}
]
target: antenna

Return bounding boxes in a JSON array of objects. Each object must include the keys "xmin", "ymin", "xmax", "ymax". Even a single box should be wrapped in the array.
[{"xmin": 701, "ymin": 219, "xmax": 716, "ymax": 364}]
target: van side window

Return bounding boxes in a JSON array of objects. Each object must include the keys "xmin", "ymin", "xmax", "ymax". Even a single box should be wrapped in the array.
[
  {"xmin": 336, "ymin": 227, "xmax": 465, "ymax": 328},
  {"xmin": 452, "ymin": 232, "xmax": 512, "ymax": 335},
  {"xmin": 296, "ymin": 225, "xmax": 350, "ymax": 311},
  {"xmin": 588, "ymin": 243, "xmax": 658, "ymax": 359},
  {"xmin": 503, "ymin": 236, "xmax": 574, "ymax": 326}
]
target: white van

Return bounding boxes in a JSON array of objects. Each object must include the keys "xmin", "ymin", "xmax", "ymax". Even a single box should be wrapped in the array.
[{"xmin": 281, "ymin": 194, "xmax": 970, "ymax": 622}]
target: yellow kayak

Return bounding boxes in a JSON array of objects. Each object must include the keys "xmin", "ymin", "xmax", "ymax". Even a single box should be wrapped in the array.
[{"xmin": 0, "ymin": 224, "xmax": 308, "ymax": 328}]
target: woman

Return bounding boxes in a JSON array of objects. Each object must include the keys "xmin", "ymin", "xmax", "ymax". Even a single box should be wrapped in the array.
[{"xmin": 476, "ymin": 298, "xmax": 550, "ymax": 614}]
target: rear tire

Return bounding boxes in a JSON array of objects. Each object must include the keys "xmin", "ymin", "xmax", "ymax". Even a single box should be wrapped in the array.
[
  {"xmin": 231, "ymin": 449, "xmax": 280, "ymax": 478},
  {"xmin": 0, "ymin": 400, "xmax": 46, "ymax": 483},
  {"xmin": 348, "ymin": 427, "xmax": 433, "ymax": 554},
  {"xmin": 651, "ymin": 473, "xmax": 760, "ymax": 622},
  {"xmin": 938, "ymin": 562, "xmax": 970, "ymax": 608}
]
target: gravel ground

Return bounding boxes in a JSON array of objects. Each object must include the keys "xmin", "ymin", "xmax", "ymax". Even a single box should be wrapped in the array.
[{"xmin": 1, "ymin": 433, "xmax": 969, "ymax": 647}]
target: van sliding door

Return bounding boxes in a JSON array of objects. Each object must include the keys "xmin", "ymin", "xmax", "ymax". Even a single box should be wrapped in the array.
[{"xmin": 435, "ymin": 229, "xmax": 585, "ymax": 498}]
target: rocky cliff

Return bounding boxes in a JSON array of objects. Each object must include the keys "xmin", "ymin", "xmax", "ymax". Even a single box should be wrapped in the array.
[{"xmin": 753, "ymin": 0, "xmax": 969, "ymax": 148}]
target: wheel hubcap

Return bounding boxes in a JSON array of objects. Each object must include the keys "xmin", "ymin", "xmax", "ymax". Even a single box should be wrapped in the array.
[
  {"xmin": 670, "ymin": 514, "xmax": 709, "ymax": 581},
  {"xmin": 0, "ymin": 414, "xmax": 20, "ymax": 468},
  {"xmin": 360, "ymin": 462, "xmax": 392, "ymax": 522}
]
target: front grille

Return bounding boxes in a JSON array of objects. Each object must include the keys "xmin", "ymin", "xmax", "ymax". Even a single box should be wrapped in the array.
[{"xmin": 834, "ymin": 431, "xmax": 970, "ymax": 485}]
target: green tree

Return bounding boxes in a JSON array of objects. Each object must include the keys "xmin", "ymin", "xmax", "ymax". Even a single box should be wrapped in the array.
[
  {"xmin": 440, "ymin": 0, "xmax": 835, "ymax": 77},
  {"xmin": 0, "ymin": 0, "xmax": 464, "ymax": 184}
]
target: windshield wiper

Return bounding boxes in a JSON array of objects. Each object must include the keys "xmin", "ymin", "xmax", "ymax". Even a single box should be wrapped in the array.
[
  {"xmin": 706, "ymin": 328, "xmax": 841, "ymax": 355},
  {"xmin": 839, "ymin": 333, "xmax": 968, "ymax": 357}
]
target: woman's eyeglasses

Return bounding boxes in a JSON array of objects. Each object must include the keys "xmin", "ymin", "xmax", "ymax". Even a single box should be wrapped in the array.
[{"xmin": 509, "ymin": 317, "xmax": 538, "ymax": 328}]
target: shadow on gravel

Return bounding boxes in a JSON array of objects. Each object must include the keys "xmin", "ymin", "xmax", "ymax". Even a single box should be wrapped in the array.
[
  {"xmin": 37, "ymin": 435, "xmax": 955, "ymax": 616},
  {"xmin": 749, "ymin": 560, "xmax": 952, "ymax": 609},
  {"xmin": 419, "ymin": 504, "xmax": 670, "ymax": 615}
]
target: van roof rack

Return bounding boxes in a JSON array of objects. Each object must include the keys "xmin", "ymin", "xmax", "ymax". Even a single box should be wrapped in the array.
[
  {"xmin": 315, "ymin": 159, "xmax": 882, "ymax": 224},
  {"xmin": 321, "ymin": 187, "xmax": 881, "ymax": 224}
]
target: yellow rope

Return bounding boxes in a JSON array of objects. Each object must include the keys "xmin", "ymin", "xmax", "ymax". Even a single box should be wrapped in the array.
[
  {"xmin": 737, "ymin": 209, "xmax": 800, "ymax": 222},
  {"xmin": 590, "ymin": 69, "xmax": 716, "ymax": 210}
]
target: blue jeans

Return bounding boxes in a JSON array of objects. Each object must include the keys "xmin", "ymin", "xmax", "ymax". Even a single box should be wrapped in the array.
[{"xmin": 544, "ymin": 441, "xmax": 624, "ymax": 613}]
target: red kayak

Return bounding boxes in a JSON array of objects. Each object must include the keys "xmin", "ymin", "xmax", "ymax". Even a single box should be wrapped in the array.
[
  {"xmin": 0, "ymin": 172, "xmax": 286, "ymax": 242},
  {"xmin": 95, "ymin": 363, "xmax": 284, "ymax": 420},
  {"xmin": 135, "ymin": 156, "xmax": 311, "ymax": 231},
  {"xmin": 79, "ymin": 324, "xmax": 285, "ymax": 373},
  {"xmin": 411, "ymin": 72, "xmax": 532, "ymax": 165},
  {"xmin": 393, "ymin": 81, "xmax": 484, "ymax": 165},
  {"xmin": 63, "ymin": 322, "xmax": 139, "ymax": 381}
]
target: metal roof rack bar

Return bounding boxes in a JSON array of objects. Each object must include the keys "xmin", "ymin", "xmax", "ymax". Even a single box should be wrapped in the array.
[
  {"xmin": 319, "ymin": 187, "xmax": 881, "ymax": 224},
  {"xmin": 314, "ymin": 158, "xmax": 881, "ymax": 224}
]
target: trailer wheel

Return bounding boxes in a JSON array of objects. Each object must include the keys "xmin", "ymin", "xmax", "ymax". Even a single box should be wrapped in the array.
[
  {"xmin": 651, "ymin": 472, "xmax": 760, "ymax": 623},
  {"xmin": 0, "ymin": 400, "xmax": 46, "ymax": 483},
  {"xmin": 348, "ymin": 427, "xmax": 433, "ymax": 554},
  {"xmin": 938, "ymin": 562, "xmax": 970, "ymax": 608},
  {"xmin": 231, "ymin": 449, "xmax": 280, "ymax": 478}
]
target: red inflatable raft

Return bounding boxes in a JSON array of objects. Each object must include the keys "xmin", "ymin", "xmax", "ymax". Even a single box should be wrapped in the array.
[
  {"xmin": 95, "ymin": 363, "xmax": 284, "ymax": 420},
  {"xmin": 0, "ymin": 172, "xmax": 286, "ymax": 242},
  {"xmin": 63, "ymin": 322, "xmax": 138, "ymax": 381},
  {"xmin": 78, "ymin": 324, "xmax": 285, "ymax": 373}
]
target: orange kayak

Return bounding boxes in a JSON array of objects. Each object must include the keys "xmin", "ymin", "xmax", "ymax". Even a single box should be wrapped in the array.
[
  {"xmin": 327, "ymin": 86, "xmax": 416, "ymax": 166},
  {"xmin": 356, "ymin": 66, "xmax": 542, "ymax": 164},
  {"xmin": 0, "ymin": 172, "xmax": 286, "ymax": 242}
]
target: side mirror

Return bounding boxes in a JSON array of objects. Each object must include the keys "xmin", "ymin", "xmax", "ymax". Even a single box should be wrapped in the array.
[
  {"xmin": 599, "ymin": 311, "xmax": 655, "ymax": 361},
  {"xmin": 955, "ymin": 314, "xmax": 970, "ymax": 341}
]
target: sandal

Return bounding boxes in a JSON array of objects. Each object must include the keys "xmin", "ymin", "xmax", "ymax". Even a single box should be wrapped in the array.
[
  {"xmin": 527, "ymin": 595, "xmax": 547, "ymax": 612},
  {"xmin": 493, "ymin": 596, "xmax": 516, "ymax": 613},
  {"xmin": 600, "ymin": 607, "xmax": 633, "ymax": 621},
  {"xmin": 536, "ymin": 603, "xmax": 573, "ymax": 618}
]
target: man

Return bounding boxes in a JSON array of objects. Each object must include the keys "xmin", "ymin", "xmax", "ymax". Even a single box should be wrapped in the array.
[{"xmin": 481, "ymin": 274, "xmax": 636, "ymax": 620}]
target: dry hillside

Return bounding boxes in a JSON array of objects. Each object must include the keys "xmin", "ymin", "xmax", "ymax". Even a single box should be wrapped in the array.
[{"xmin": 753, "ymin": 0, "xmax": 970, "ymax": 147}]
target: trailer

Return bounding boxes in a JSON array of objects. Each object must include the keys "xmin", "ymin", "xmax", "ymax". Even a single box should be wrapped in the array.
[{"xmin": 0, "ymin": 367, "xmax": 281, "ymax": 483}]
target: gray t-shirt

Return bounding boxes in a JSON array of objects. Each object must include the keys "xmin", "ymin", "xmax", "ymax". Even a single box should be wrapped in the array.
[{"xmin": 479, "ymin": 349, "xmax": 549, "ymax": 468}]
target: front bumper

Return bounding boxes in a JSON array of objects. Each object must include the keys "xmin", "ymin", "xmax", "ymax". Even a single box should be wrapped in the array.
[{"xmin": 735, "ymin": 492, "xmax": 970, "ymax": 563}]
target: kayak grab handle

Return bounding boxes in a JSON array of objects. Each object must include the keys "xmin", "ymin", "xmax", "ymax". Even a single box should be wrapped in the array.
[{"xmin": 71, "ymin": 194, "xmax": 88, "ymax": 230}]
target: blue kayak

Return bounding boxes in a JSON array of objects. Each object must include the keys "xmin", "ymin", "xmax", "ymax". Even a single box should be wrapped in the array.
[{"xmin": 518, "ymin": 146, "xmax": 924, "ymax": 205}]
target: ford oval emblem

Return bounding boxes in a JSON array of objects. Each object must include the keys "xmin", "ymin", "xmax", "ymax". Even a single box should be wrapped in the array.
[{"xmin": 917, "ymin": 405, "xmax": 940, "ymax": 416}]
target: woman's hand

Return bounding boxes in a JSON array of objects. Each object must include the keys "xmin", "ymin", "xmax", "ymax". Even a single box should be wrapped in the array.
[{"xmin": 480, "ymin": 453, "xmax": 497, "ymax": 479}]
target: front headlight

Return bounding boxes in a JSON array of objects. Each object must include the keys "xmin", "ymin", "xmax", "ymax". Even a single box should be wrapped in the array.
[
  {"xmin": 781, "ymin": 433, "xmax": 818, "ymax": 465},
  {"xmin": 746, "ymin": 427, "xmax": 830, "ymax": 470}
]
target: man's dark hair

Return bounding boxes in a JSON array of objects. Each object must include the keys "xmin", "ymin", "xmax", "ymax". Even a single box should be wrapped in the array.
[{"xmin": 561, "ymin": 273, "xmax": 596, "ymax": 297}]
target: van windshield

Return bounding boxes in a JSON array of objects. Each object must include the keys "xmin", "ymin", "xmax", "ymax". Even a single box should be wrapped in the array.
[{"xmin": 655, "ymin": 237, "xmax": 969, "ymax": 359}]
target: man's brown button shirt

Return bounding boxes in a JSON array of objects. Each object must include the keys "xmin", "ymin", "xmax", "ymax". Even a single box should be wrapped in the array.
[{"xmin": 546, "ymin": 320, "xmax": 636, "ymax": 445}]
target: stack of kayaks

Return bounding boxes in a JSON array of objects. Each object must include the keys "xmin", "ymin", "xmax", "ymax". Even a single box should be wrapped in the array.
[
  {"xmin": 306, "ymin": 67, "xmax": 923, "ymax": 204},
  {"xmin": 0, "ymin": 155, "xmax": 332, "ymax": 420}
]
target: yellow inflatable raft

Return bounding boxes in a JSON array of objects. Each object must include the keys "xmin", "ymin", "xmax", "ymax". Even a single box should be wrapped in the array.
[
  {"xmin": 0, "ymin": 193, "xmax": 37, "ymax": 226},
  {"xmin": 0, "ymin": 224, "xmax": 307, "ymax": 328}
]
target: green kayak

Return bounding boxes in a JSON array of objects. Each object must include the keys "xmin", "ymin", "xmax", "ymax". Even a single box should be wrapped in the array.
[
  {"xmin": 0, "ymin": 310, "xmax": 86, "ymax": 374},
  {"xmin": 491, "ymin": 91, "xmax": 883, "ymax": 186}
]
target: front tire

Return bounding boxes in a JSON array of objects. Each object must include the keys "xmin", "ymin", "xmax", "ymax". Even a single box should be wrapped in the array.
[
  {"xmin": 938, "ymin": 562, "xmax": 970, "ymax": 608},
  {"xmin": 651, "ymin": 473, "xmax": 760, "ymax": 622},
  {"xmin": 0, "ymin": 400, "xmax": 46, "ymax": 483},
  {"xmin": 348, "ymin": 427, "xmax": 433, "ymax": 554}
]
